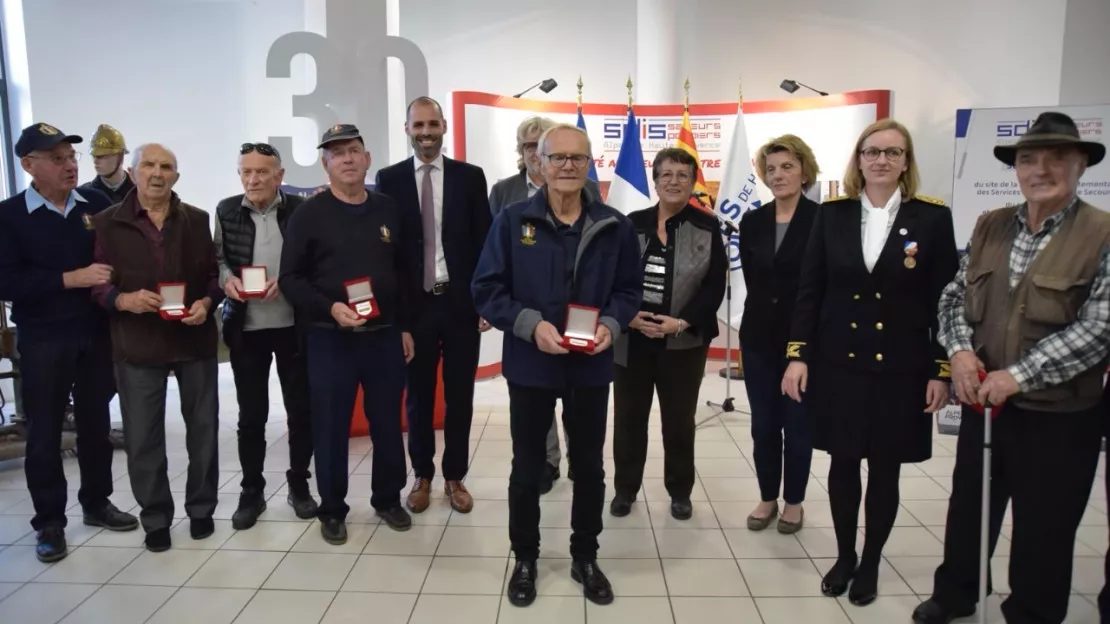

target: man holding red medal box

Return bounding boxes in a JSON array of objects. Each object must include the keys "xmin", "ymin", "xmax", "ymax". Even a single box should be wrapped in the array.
[
  {"xmin": 472, "ymin": 123, "xmax": 642, "ymax": 608},
  {"xmin": 280, "ymin": 124, "xmax": 421, "ymax": 545},
  {"xmin": 91, "ymin": 143, "xmax": 224, "ymax": 553}
]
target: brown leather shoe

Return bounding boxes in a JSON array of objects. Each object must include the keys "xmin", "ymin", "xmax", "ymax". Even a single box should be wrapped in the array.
[
  {"xmin": 406, "ymin": 478, "xmax": 431, "ymax": 513},
  {"xmin": 444, "ymin": 480, "xmax": 474, "ymax": 513}
]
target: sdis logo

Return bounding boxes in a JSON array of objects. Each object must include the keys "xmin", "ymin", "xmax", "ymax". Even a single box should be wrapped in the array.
[
  {"xmin": 603, "ymin": 121, "xmax": 669, "ymax": 141},
  {"xmin": 996, "ymin": 120, "xmax": 1032, "ymax": 138}
]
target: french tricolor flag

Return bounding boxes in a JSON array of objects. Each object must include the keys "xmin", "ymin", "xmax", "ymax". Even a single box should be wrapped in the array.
[{"xmin": 605, "ymin": 107, "xmax": 650, "ymax": 215}]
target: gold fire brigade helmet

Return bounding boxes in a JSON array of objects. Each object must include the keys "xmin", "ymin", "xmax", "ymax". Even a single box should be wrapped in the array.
[{"xmin": 89, "ymin": 124, "xmax": 129, "ymax": 156}]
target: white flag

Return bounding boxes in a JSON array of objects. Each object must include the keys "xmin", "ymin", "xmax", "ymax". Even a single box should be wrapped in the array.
[{"xmin": 714, "ymin": 102, "xmax": 762, "ymax": 330}]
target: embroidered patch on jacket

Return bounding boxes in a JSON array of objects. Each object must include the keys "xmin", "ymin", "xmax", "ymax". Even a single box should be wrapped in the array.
[
  {"xmin": 521, "ymin": 223, "xmax": 536, "ymax": 246},
  {"xmin": 786, "ymin": 342, "xmax": 805, "ymax": 358},
  {"xmin": 82, "ymin": 213, "xmax": 95, "ymax": 230},
  {"xmin": 380, "ymin": 225, "xmax": 391, "ymax": 242}
]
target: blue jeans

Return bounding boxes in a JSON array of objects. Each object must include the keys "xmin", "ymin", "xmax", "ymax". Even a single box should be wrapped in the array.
[{"xmin": 741, "ymin": 345, "xmax": 813, "ymax": 504}]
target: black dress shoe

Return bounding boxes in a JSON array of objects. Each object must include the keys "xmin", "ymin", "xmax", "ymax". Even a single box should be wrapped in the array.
[
  {"xmin": 507, "ymin": 559, "xmax": 538, "ymax": 607},
  {"xmin": 571, "ymin": 559, "xmax": 614, "ymax": 605},
  {"xmin": 231, "ymin": 492, "xmax": 267, "ymax": 530},
  {"xmin": 190, "ymin": 517, "xmax": 215, "ymax": 540},
  {"xmin": 376, "ymin": 505, "xmax": 413, "ymax": 531},
  {"xmin": 848, "ymin": 563, "xmax": 878, "ymax": 606},
  {"xmin": 670, "ymin": 498, "xmax": 693, "ymax": 520},
  {"xmin": 911, "ymin": 598, "xmax": 976, "ymax": 624},
  {"xmin": 287, "ymin": 480, "xmax": 319, "ymax": 520},
  {"xmin": 83, "ymin": 502, "xmax": 139, "ymax": 532},
  {"xmin": 320, "ymin": 518, "xmax": 348, "ymax": 545},
  {"xmin": 539, "ymin": 462, "xmax": 560, "ymax": 495},
  {"xmin": 609, "ymin": 492, "xmax": 635, "ymax": 517},
  {"xmin": 820, "ymin": 556, "xmax": 857, "ymax": 597},
  {"xmin": 145, "ymin": 528, "xmax": 171, "ymax": 552},
  {"xmin": 35, "ymin": 526, "xmax": 68, "ymax": 563}
]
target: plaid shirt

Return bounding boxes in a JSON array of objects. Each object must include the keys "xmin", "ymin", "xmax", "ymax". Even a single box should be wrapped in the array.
[{"xmin": 937, "ymin": 198, "xmax": 1110, "ymax": 392}]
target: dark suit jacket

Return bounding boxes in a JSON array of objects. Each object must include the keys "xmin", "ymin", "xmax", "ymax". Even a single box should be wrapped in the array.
[
  {"xmin": 787, "ymin": 195, "xmax": 959, "ymax": 380},
  {"xmin": 488, "ymin": 169, "xmax": 601, "ymax": 216},
  {"xmin": 374, "ymin": 156, "xmax": 492, "ymax": 318},
  {"xmin": 738, "ymin": 196, "xmax": 819, "ymax": 356}
]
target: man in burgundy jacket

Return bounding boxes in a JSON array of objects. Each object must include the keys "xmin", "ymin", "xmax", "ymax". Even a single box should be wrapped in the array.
[{"xmin": 92, "ymin": 143, "xmax": 224, "ymax": 553}]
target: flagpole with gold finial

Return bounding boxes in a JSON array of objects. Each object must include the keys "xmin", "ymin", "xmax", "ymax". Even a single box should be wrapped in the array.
[
  {"xmin": 577, "ymin": 75, "xmax": 584, "ymax": 108},
  {"xmin": 626, "ymin": 75, "xmax": 633, "ymax": 110},
  {"xmin": 684, "ymin": 76, "xmax": 690, "ymax": 111}
]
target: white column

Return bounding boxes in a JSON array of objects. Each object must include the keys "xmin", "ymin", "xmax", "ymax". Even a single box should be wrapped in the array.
[
  {"xmin": 635, "ymin": 0, "xmax": 680, "ymax": 104},
  {"xmin": 386, "ymin": 0, "xmax": 407, "ymax": 165}
]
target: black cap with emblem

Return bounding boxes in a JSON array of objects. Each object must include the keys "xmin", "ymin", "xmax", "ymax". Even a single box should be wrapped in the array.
[
  {"xmin": 317, "ymin": 124, "xmax": 364, "ymax": 149},
  {"xmin": 15, "ymin": 123, "xmax": 83, "ymax": 158}
]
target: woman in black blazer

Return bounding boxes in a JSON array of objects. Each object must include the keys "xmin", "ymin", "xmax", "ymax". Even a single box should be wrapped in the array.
[
  {"xmin": 781, "ymin": 120, "xmax": 959, "ymax": 606},
  {"xmin": 738, "ymin": 135, "xmax": 820, "ymax": 534}
]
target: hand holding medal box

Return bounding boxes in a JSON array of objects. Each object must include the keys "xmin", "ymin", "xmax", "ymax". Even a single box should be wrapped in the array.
[
  {"xmin": 561, "ymin": 304, "xmax": 600, "ymax": 352},
  {"xmin": 903, "ymin": 240, "xmax": 918, "ymax": 269},
  {"xmin": 157, "ymin": 282, "xmax": 187, "ymax": 320},
  {"xmin": 344, "ymin": 277, "xmax": 380, "ymax": 320},
  {"xmin": 239, "ymin": 266, "xmax": 268, "ymax": 299}
]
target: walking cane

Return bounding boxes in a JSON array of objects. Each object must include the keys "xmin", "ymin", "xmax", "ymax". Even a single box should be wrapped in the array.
[{"xmin": 978, "ymin": 400, "xmax": 992, "ymax": 624}]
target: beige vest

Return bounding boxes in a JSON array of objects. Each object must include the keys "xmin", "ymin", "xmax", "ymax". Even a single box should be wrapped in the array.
[{"xmin": 965, "ymin": 201, "xmax": 1110, "ymax": 412}]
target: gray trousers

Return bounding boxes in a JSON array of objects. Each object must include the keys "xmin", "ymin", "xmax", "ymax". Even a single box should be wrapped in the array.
[
  {"xmin": 115, "ymin": 358, "xmax": 219, "ymax": 532},
  {"xmin": 545, "ymin": 400, "xmax": 570, "ymax": 466}
]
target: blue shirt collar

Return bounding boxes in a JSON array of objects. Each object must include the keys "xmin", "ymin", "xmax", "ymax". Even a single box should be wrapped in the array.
[{"xmin": 25, "ymin": 185, "xmax": 88, "ymax": 218}]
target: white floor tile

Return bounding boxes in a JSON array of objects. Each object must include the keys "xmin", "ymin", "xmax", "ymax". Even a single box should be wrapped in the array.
[
  {"xmin": 756, "ymin": 596, "xmax": 851, "ymax": 623},
  {"xmin": 187, "ymin": 549, "xmax": 285, "ymax": 589},
  {"xmin": 363, "ymin": 524, "xmax": 445, "ymax": 556},
  {"xmin": 724, "ymin": 528, "xmax": 809, "ymax": 559},
  {"xmin": 496, "ymin": 595, "xmax": 585, "ymax": 623},
  {"xmin": 147, "ymin": 587, "xmax": 255, "ymax": 624},
  {"xmin": 290, "ymin": 521, "xmax": 376, "ymax": 554},
  {"xmin": 262, "ymin": 552, "xmax": 358, "ymax": 591},
  {"xmin": 410, "ymin": 593, "xmax": 501, "ymax": 624},
  {"xmin": 341, "ymin": 554, "xmax": 432, "ymax": 593},
  {"xmin": 0, "ymin": 582, "xmax": 98, "ymax": 623},
  {"xmin": 596, "ymin": 528, "xmax": 658, "ymax": 559},
  {"xmin": 737, "ymin": 557, "xmax": 824, "ymax": 597},
  {"xmin": 436, "ymin": 526, "xmax": 510, "ymax": 557},
  {"xmin": 662, "ymin": 558, "xmax": 748, "ymax": 597},
  {"xmin": 59, "ymin": 584, "xmax": 175, "ymax": 624},
  {"xmin": 596, "ymin": 558, "xmax": 667, "ymax": 597},
  {"xmin": 670, "ymin": 596, "xmax": 761, "ymax": 623},
  {"xmin": 654, "ymin": 529, "xmax": 732, "ymax": 559},
  {"xmin": 233, "ymin": 589, "xmax": 335, "ymax": 624},
  {"xmin": 0, "ymin": 545, "xmax": 52, "ymax": 582},
  {"xmin": 321, "ymin": 592, "xmax": 418, "ymax": 623},
  {"xmin": 109, "ymin": 548, "xmax": 215, "ymax": 586},
  {"xmin": 422, "ymin": 556, "xmax": 507, "ymax": 595},
  {"xmin": 221, "ymin": 520, "xmax": 308, "ymax": 551},
  {"xmin": 584, "ymin": 596, "xmax": 675, "ymax": 623},
  {"xmin": 34, "ymin": 546, "xmax": 142, "ymax": 584}
]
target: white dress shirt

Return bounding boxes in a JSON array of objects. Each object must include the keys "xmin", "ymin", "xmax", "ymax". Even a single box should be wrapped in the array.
[
  {"xmin": 414, "ymin": 153, "xmax": 449, "ymax": 283},
  {"xmin": 860, "ymin": 188, "xmax": 902, "ymax": 272}
]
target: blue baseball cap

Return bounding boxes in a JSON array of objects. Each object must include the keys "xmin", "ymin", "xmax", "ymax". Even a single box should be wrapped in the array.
[{"xmin": 15, "ymin": 122, "xmax": 83, "ymax": 158}]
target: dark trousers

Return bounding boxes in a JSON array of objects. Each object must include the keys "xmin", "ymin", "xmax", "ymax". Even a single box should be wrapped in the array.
[
  {"xmin": 508, "ymin": 382, "xmax": 608, "ymax": 561},
  {"xmin": 930, "ymin": 404, "xmax": 1102, "ymax": 623},
  {"xmin": 613, "ymin": 345, "xmax": 707, "ymax": 499},
  {"xmin": 115, "ymin": 358, "xmax": 220, "ymax": 532},
  {"xmin": 404, "ymin": 294, "xmax": 480, "ymax": 482},
  {"xmin": 741, "ymin": 345, "xmax": 813, "ymax": 504},
  {"xmin": 227, "ymin": 326, "xmax": 313, "ymax": 492},
  {"xmin": 18, "ymin": 332, "xmax": 116, "ymax": 530},
  {"xmin": 828, "ymin": 455, "xmax": 901, "ymax": 569},
  {"xmin": 307, "ymin": 327, "xmax": 407, "ymax": 520}
]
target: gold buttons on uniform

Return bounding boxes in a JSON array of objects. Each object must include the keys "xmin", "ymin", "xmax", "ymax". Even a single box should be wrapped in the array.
[
  {"xmin": 853, "ymin": 294, "xmax": 860, "ymax": 300},
  {"xmin": 848, "ymin": 353, "xmax": 855, "ymax": 358},
  {"xmin": 876, "ymin": 353, "xmax": 884, "ymax": 361},
  {"xmin": 875, "ymin": 293, "xmax": 882, "ymax": 300},
  {"xmin": 851, "ymin": 322, "xmax": 858, "ymax": 329},
  {"xmin": 876, "ymin": 322, "xmax": 883, "ymax": 330}
]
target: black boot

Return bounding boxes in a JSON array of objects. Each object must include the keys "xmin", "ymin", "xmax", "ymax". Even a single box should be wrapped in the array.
[
  {"xmin": 231, "ymin": 490, "xmax": 267, "ymax": 530},
  {"xmin": 286, "ymin": 476, "xmax": 319, "ymax": 520}
]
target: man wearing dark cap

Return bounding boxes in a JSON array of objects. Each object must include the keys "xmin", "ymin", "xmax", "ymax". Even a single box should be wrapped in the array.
[
  {"xmin": 79, "ymin": 123, "xmax": 135, "ymax": 204},
  {"xmin": 914, "ymin": 111, "xmax": 1110, "ymax": 623},
  {"xmin": 0, "ymin": 123, "xmax": 138, "ymax": 563},
  {"xmin": 280, "ymin": 124, "xmax": 421, "ymax": 544}
]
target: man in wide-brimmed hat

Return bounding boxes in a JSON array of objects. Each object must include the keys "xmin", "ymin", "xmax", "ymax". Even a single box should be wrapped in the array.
[{"xmin": 913, "ymin": 111, "xmax": 1108, "ymax": 623}]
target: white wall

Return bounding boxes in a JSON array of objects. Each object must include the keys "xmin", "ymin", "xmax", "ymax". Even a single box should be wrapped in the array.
[
  {"xmin": 20, "ymin": 0, "xmax": 311, "ymax": 214},
  {"xmin": 1059, "ymin": 0, "xmax": 1110, "ymax": 106}
]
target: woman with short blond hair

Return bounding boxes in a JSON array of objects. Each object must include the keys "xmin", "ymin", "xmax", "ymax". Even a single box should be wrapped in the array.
[
  {"xmin": 739, "ymin": 134, "xmax": 821, "ymax": 534},
  {"xmin": 781, "ymin": 119, "xmax": 959, "ymax": 606}
]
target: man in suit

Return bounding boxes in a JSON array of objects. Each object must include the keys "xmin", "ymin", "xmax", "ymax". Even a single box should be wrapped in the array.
[
  {"xmin": 487, "ymin": 115, "xmax": 600, "ymax": 493},
  {"xmin": 214, "ymin": 142, "xmax": 317, "ymax": 531},
  {"xmin": 374, "ymin": 97, "xmax": 492, "ymax": 515}
]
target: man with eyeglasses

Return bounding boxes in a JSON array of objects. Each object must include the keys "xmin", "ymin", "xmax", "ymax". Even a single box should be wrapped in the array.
[
  {"xmin": 374, "ymin": 97, "xmax": 492, "ymax": 516},
  {"xmin": 213, "ymin": 142, "xmax": 317, "ymax": 530},
  {"xmin": 488, "ymin": 115, "xmax": 602, "ymax": 494},
  {"xmin": 0, "ymin": 123, "xmax": 138, "ymax": 563},
  {"xmin": 473, "ymin": 123, "xmax": 642, "ymax": 607}
]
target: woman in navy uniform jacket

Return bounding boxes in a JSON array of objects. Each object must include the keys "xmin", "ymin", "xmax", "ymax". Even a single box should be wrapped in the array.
[{"xmin": 781, "ymin": 119, "xmax": 959, "ymax": 606}]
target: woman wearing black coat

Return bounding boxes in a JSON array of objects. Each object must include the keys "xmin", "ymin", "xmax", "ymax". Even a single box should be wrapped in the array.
[
  {"xmin": 781, "ymin": 119, "xmax": 959, "ymax": 606},
  {"xmin": 738, "ymin": 134, "xmax": 820, "ymax": 534}
]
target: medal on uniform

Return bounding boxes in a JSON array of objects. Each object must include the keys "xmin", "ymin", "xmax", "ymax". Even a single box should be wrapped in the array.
[
  {"xmin": 562, "ymin": 304, "xmax": 600, "ymax": 352},
  {"xmin": 158, "ymin": 283, "xmax": 187, "ymax": 320},
  {"xmin": 904, "ymin": 241, "xmax": 918, "ymax": 269},
  {"xmin": 344, "ymin": 277, "xmax": 380, "ymax": 319}
]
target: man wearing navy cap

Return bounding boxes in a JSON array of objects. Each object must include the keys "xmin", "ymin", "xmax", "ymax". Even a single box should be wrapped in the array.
[
  {"xmin": 280, "ymin": 123, "xmax": 421, "ymax": 544},
  {"xmin": 0, "ymin": 123, "xmax": 139, "ymax": 563}
]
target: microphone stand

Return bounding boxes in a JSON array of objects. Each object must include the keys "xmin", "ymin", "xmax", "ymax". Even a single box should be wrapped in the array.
[{"xmin": 699, "ymin": 207, "xmax": 742, "ymax": 429}]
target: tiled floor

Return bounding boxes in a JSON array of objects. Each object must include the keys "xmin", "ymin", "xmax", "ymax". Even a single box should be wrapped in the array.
[{"xmin": 0, "ymin": 363, "xmax": 1106, "ymax": 623}]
